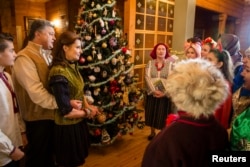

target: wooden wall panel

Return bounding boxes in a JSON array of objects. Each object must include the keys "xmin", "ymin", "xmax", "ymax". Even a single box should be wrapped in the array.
[
  {"xmin": 46, "ymin": 0, "xmax": 68, "ymax": 37},
  {"xmin": 14, "ymin": 0, "xmax": 46, "ymax": 50},
  {"xmin": 15, "ymin": 0, "xmax": 46, "ymax": 26},
  {"xmin": 68, "ymin": 0, "xmax": 79, "ymax": 32},
  {"xmin": 237, "ymin": 5, "xmax": 250, "ymax": 51},
  {"xmin": 196, "ymin": 0, "xmax": 244, "ymax": 18}
]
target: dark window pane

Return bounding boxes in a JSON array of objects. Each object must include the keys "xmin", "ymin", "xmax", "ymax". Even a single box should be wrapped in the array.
[
  {"xmin": 135, "ymin": 33, "xmax": 144, "ymax": 48},
  {"xmin": 167, "ymin": 19, "xmax": 174, "ymax": 32},
  {"xmin": 159, "ymin": 2, "xmax": 167, "ymax": 17},
  {"xmin": 167, "ymin": 35, "xmax": 173, "ymax": 48},
  {"xmin": 168, "ymin": 4, "xmax": 175, "ymax": 18},
  {"xmin": 136, "ymin": 14, "xmax": 144, "ymax": 30},
  {"xmin": 146, "ymin": 16, "xmax": 155, "ymax": 30},
  {"xmin": 157, "ymin": 17, "xmax": 166, "ymax": 31},
  {"xmin": 134, "ymin": 50, "xmax": 143, "ymax": 65},
  {"xmin": 136, "ymin": 0, "xmax": 145, "ymax": 13},
  {"xmin": 146, "ymin": 0, "xmax": 156, "ymax": 15}
]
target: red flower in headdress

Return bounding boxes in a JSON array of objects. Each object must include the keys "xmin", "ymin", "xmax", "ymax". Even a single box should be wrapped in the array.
[{"xmin": 202, "ymin": 37, "xmax": 217, "ymax": 49}]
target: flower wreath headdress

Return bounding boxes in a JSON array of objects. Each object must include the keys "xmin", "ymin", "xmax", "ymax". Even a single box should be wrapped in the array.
[{"xmin": 202, "ymin": 37, "xmax": 217, "ymax": 49}]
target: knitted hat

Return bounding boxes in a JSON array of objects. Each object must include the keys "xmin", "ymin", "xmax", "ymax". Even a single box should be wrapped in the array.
[
  {"xmin": 150, "ymin": 43, "xmax": 170, "ymax": 59},
  {"xmin": 219, "ymin": 34, "xmax": 242, "ymax": 67},
  {"xmin": 220, "ymin": 34, "xmax": 240, "ymax": 56}
]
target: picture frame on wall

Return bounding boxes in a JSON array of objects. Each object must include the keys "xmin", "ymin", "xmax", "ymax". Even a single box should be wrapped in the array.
[{"xmin": 24, "ymin": 16, "xmax": 41, "ymax": 36}]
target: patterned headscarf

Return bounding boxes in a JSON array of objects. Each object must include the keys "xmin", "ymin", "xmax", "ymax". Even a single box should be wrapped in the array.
[{"xmin": 185, "ymin": 42, "xmax": 202, "ymax": 58}]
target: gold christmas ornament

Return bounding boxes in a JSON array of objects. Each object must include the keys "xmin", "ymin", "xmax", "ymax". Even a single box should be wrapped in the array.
[
  {"xmin": 85, "ymin": 35, "xmax": 91, "ymax": 41},
  {"xmin": 97, "ymin": 113, "xmax": 107, "ymax": 123},
  {"xmin": 87, "ymin": 55, "xmax": 93, "ymax": 62},
  {"xmin": 93, "ymin": 13, "xmax": 97, "ymax": 18},
  {"xmin": 102, "ymin": 42, "xmax": 107, "ymax": 48}
]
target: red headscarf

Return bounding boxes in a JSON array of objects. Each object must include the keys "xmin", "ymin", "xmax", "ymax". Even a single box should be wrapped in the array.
[{"xmin": 150, "ymin": 43, "xmax": 170, "ymax": 59}]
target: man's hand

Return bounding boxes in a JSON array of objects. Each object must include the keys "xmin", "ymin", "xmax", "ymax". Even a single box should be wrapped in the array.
[{"xmin": 10, "ymin": 147, "xmax": 24, "ymax": 161}]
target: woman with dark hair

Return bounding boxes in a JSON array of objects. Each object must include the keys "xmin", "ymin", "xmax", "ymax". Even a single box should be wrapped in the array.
[
  {"xmin": 206, "ymin": 49, "xmax": 234, "ymax": 129},
  {"xmin": 201, "ymin": 37, "xmax": 217, "ymax": 58},
  {"xmin": 144, "ymin": 43, "xmax": 175, "ymax": 140},
  {"xmin": 48, "ymin": 31, "xmax": 98, "ymax": 167}
]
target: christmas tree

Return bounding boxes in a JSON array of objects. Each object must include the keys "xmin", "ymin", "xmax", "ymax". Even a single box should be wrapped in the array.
[{"xmin": 75, "ymin": 0, "xmax": 143, "ymax": 146}]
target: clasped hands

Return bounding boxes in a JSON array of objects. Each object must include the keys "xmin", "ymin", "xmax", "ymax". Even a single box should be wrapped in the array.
[
  {"xmin": 153, "ymin": 90, "xmax": 165, "ymax": 98},
  {"xmin": 64, "ymin": 100, "xmax": 99, "ymax": 119}
]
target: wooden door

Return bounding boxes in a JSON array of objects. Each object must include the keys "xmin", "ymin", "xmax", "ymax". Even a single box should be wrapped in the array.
[{"xmin": 124, "ymin": 0, "xmax": 175, "ymax": 89}]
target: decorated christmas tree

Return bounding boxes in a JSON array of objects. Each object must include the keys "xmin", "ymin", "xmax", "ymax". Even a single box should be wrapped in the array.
[{"xmin": 75, "ymin": 0, "xmax": 143, "ymax": 146}]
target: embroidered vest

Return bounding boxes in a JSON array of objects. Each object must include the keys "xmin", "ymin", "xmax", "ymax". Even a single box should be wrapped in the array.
[{"xmin": 49, "ymin": 63, "xmax": 85, "ymax": 125}]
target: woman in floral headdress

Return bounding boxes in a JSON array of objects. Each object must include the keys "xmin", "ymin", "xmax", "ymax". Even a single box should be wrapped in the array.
[
  {"xmin": 144, "ymin": 43, "xmax": 175, "ymax": 140},
  {"xmin": 201, "ymin": 37, "xmax": 217, "ymax": 58}
]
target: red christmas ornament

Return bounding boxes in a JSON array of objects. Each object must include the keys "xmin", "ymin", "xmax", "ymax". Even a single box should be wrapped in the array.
[
  {"xmin": 109, "ymin": 19, "xmax": 115, "ymax": 26},
  {"xmin": 121, "ymin": 47, "xmax": 127, "ymax": 54},
  {"xmin": 133, "ymin": 113, "xmax": 138, "ymax": 119},
  {"xmin": 94, "ymin": 129, "xmax": 101, "ymax": 136},
  {"xmin": 79, "ymin": 56, "xmax": 85, "ymax": 64},
  {"xmin": 109, "ymin": 80, "xmax": 120, "ymax": 94}
]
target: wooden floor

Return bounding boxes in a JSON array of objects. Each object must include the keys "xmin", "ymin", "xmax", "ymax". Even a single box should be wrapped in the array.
[
  {"xmin": 82, "ymin": 100, "xmax": 158, "ymax": 167},
  {"xmin": 84, "ymin": 126, "xmax": 154, "ymax": 167}
]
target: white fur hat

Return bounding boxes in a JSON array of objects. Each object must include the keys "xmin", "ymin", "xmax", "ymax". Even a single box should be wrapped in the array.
[{"xmin": 165, "ymin": 59, "xmax": 229, "ymax": 118}]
